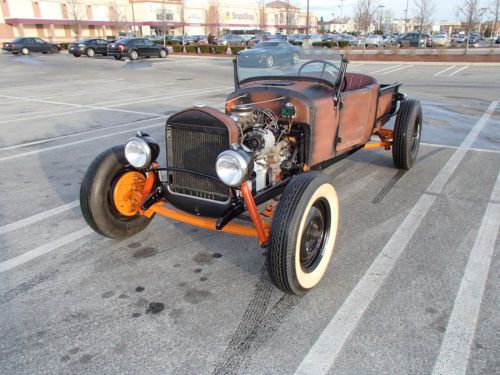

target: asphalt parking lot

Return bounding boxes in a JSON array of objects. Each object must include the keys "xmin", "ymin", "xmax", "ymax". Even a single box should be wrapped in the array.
[{"xmin": 0, "ymin": 52, "xmax": 498, "ymax": 375}]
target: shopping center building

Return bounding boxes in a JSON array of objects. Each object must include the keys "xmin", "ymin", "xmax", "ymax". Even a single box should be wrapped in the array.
[{"xmin": 0, "ymin": 0, "xmax": 318, "ymax": 42}]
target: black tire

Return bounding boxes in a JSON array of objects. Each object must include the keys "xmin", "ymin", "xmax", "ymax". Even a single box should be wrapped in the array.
[
  {"xmin": 129, "ymin": 50, "xmax": 138, "ymax": 60},
  {"xmin": 73, "ymin": 53, "xmax": 81, "ymax": 57},
  {"xmin": 80, "ymin": 146, "xmax": 153, "ymax": 239},
  {"xmin": 159, "ymin": 48, "xmax": 167, "ymax": 58},
  {"xmin": 102, "ymin": 52, "xmax": 107, "ymax": 56},
  {"xmin": 392, "ymin": 98, "xmax": 422, "ymax": 170},
  {"xmin": 21, "ymin": 47, "xmax": 29, "ymax": 55},
  {"xmin": 86, "ymin": 48, "xmax": 95, "ymax": 58},
  {"xmin": 12, "ymin": 52, "xmax": 19, "ymax": 55},
  {"xmin": 114, "ymin": 55, "xmax": 122, "ymax": 60},
  {"xmin": 267, "ymin": 172, "xmax": 339, "ymax": 295},
  {"xmin": 264, "ymin": 54, "xmax": 274, "ymax": 68}
]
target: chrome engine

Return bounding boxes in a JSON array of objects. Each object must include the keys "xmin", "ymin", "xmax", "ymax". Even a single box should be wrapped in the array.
[{"xmin": 230, "ymin": 104, "xmax": 297, "ymax": 192}]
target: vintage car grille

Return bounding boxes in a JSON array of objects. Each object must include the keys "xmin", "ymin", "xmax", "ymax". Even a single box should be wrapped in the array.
[{"xmin": 166, "ymin": 122, "xmax": 229, "ymax": 202}]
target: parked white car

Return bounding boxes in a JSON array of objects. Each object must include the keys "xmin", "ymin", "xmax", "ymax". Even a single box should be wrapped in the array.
[
  {"xmin": 364, "ymin": 34, "xmax": 385, "ymax": 47},
  {"xmin": 433, "ymin": 34, "xmax": 450, "ymax": 47}
]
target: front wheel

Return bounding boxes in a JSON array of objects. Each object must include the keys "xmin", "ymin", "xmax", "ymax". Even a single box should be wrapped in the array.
[
  {"xmin": 392, "ymin": 98, "xmax": 422, "ymax": 169},
  {"xmin": 129, "ymin": 50, "xmax": 138, "ymax": 60},
  {"xmin": 291, "ymin": 53, "xmax": 299, "ymax": 65},
  {"xmin": 267, "ymin": 172, "xmax": 339, "ymax": 295},
  {"xmin": 86, "ymin": 48, "xmax": 95, "ymax": 57},
  {"xmin": 263, "ymin": 54, "xmax": 274, "ymax": 68},
  {"xmin": 73, "ymin": 53, "xmax": 81, "ymax": 57},
  {"xmin": 80, "ymin": 146, "xmax": 153, "ymax": 239},
  {"xmin": 21, "ymin": 47, "xmax": 29, "ymax": 55},
  {"xmin": 114, "ymin": 54, "xmax": 122, "ymax": 60}
]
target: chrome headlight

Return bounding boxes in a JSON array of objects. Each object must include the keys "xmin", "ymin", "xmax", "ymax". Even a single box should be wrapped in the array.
[
  {"xmin": 216, "ymin": 149, "xmax": 253, "ymax": 187},
  {"xmin": 124, "ymin": 137, "xmax": 151, "ymax": 169}
]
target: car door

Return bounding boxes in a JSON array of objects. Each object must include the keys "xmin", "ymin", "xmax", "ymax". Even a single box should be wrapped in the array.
[
  {"xmin": 144, "ymin": 39, "xmax": 157, "ymax": 55},
  {"xmin": 24, "ymin": 38, "xmax": 37, "ymax": 51},
  {"xmin": 96, "ymin": 39, "xmax": 107, "ymax": 54},
  {"xmin": 133, "ymin": 39, "xmax": 146, "ymax": 55},
  {"xmin": 337, "ymin": 79, "xmax": 379, "ymax": 154},
  {"xmin": 34, "ymin": 38, "xmax": 47, "ymax": 52},
  {"xmin": 275, "ymin": 43, "xmax": 289, "ymax": 64}
]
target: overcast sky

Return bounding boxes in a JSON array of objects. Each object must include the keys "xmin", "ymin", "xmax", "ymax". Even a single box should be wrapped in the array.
[{"xmin": 295, "ymin": 0, "xmax": 494, "ymax": 22}]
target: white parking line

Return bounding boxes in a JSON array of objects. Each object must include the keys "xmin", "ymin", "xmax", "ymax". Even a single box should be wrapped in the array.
[
  {"xmin": 369, "ymin": 65, "xmax": 402, "ymax": 74},
  {"xmin": 0, "ymin": 121, "xmax": 164, "ymax": 162},
  {"xmin": 432, "ymin": 172, "xmax": 500, "ymax": 375},
  {"xmin": 294, "ymin": 100, "xmax": 498, "ymax": 375},
  {"xmin": 0, "ymin": 228, "xmax": 93, "ymax": 273},
  {"xmin": 421, "ymin": 142, "xmax": 500, "ymax": 155},
  {"xmin": 433, "ymin": 65, "xmax": 457, "ymax": 76},
  {"xmin": 381, "ymin": 64, "xmax": 414, "ymax": 75},
  {"xmin": 0, "ymin": 201, "xmax": 79, "ymax": 235},
  {"xmin": 0, "ymin": 86, "xmax": 229, "ymax": 125},
  {"xmin": 449, "ymin": 65, "xmax": 469, "ymax": 76},
  {"xmin": 0, "ymin": 116, "xmax": 165, "ymax": 151}
]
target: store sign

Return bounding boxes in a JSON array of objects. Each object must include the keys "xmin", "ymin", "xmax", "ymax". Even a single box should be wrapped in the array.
[{"xmin": 222, "ymin": 9, "xmax": 257, "ymax": 23}]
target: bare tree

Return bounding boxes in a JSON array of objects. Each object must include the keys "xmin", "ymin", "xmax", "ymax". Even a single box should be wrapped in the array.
[
  {"xmin": 67, "ymin": 0, "xmax": 84, "ymax": 39},
  {"xmin": 414, "ymin": 0, "xmax": 435, "ymax": 33},
  {"xmin": 109, "ymin": 0, "xmax": 127, "ymax": 37},
  {"xmin": 354, "ymin": 0, "xmax": 377, "ymax": 35},
  {"xmin": 457, "ymin": 0, "xmax": 480, "ymax": 54},
  {"xmin": 491, "ymin": 0, "xmax": 500, "ymax": 46}
]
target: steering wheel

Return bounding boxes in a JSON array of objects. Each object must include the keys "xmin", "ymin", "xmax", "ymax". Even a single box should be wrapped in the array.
[{"xmin": 298, "ymin": 60, "xmax": 340, "ymax": 80}]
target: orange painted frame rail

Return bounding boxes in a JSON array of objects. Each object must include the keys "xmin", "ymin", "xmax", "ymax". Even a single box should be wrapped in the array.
[
  {"xmin": 363, "ymin": 129, "xmax": 393, "ymax": 150},
  {"xmin": 141, "ymin": 175, "xmax": 270, "ymax": 246}
]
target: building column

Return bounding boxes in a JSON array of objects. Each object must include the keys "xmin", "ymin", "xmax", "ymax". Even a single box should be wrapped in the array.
[
  {"xmin": 102, "ymin": 25, "xmax": 107, "ymax": 38},
  {"xmin": 49, "ymin": 23, "xmax": 55, "ymax": 42},
  {"xmin": 18, "ymin": 23, "xmax": 25, "ymax": 37}
]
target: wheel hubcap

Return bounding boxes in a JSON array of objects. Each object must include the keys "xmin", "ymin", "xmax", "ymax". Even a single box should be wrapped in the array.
[
  {"xmin": 112, "ymin": 171, "xmax": 146, "ymax": 216},
  {"xmin": 300, "ymin": 200, "xmax": 330, "ymax": 272}
]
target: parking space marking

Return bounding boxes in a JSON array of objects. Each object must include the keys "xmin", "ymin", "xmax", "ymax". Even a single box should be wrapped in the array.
[
  {"xmin": 369, "ymin": 65, "xmax": 402, "ymax": 74},
  {"xmin": 0, "ymin": 228, "xmax": 93, "ymax": 273},
  {"xmin": 433, "ymin": 65, "xmax": 457, "ymax": 76},
  {"xmin": 0, "ymin": 116, "xmax": 165, "ymax": 151},
  {"xmin": 294, "ymin": 100, "xmax": 498, "ymax": 375},
  {"xmin": 0, "ymin": 201, "xmax": 79, "ymax": 235},
  {"xmin": 421, "ymin": 142, "xmax": 500, "ymax": 155},
  {"xmin": 432, "ymin": 172, "xmax": 500, "ymax": 375},
  {"xmin": 449, "ymin": 65, "xmax": 469, "ymax": 76},
  {"xmin": 0, "ymin": 86, "xmax": 229, "ymax": 125},
  {"xmin": 32, "ymin": 81, "xmax": 176, "ymax": 100},
  {"xmin": 0, "ymin": 121, "xmax": 164, "ymax": 162},
  {"xmin": 381, "ymin": 65, "xmax": 414, "ymax": 75}
]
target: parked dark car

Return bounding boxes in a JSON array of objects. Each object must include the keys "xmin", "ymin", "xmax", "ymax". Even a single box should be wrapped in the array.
[
  {"xmin": 107, "ymin": 37, "xmax": 168, "ymax": 60},
  {"xmin": 68, "ymin": 38, "xmax": 109, "ymax": 57},
  {"xmin": 2, "ymin": 37, "xmax": 61, "ymax": 55},
  {"xmin": 496, "ymin": 36, "xmax": 500, "ymax": 44},
  {"xmin": 398, "ymin": 32, "xmax": 432, "ymax": 47},
  {"xmin": 237, "ymin": 41, "xmax": 300, "ymax": 68}
]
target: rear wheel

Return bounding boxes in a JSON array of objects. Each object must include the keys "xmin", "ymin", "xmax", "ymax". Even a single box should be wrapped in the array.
[
  {"xmin": 80, "ymin": 146, "xmax": 153, "ymax": 239},
  {"xmin": 392, "ymin": 98, "xmax": 422, "ymax": 170},
  {"xmin": 159, "ymin": 48, "xmax": 167, "ymax": 58},
  {"xmin": 86, "ymin": 48, "xmax": 95, "ymax": 57},
  {"xmin": 264, "ymin": 55, "xmax": 274, "ymax": 68},
  {"xmin": 114, "ymin": 54, "xmax": 122, "ymax": 60},
  {"xmin": 291, "ymin": 53, "xmax": 299, "ymax": 65},
  {"xmin": 267, "ymin": 173, "xmax": 339, "ymax": 295},
  {"xmin": 73, "ymin": 53, "xmax": 81, "ymax": 57},
  {"xmin": 129, "ymin": 50, "xmax": 138, "ymax": 60},
  {"xmin": 21, "ymin": 47, "xmax": 29, "ymax": 55}
]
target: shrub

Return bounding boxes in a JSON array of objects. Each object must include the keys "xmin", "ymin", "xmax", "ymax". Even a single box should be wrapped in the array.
[
  {"xmin": 337, "ymin": 40, "xmax": 349, "ymax": 48},
  {"xmin": 312, "ymin": 42, "xmax": 323, "ymax": 47},
  {"xmin": 172, "ymin": 45, "xmax": 183, "ymax": 53},
  {"xmin": 59, "ymin": 42, "xmax": 69, "ymax": 50},
  {"xmin": 291, "ymin": 41, "xmax": 303, "ymax": 46}
]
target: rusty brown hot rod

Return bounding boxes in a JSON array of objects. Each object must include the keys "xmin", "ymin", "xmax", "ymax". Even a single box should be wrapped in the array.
[{"xmin": 80, "ymin": 54, "xmax": 422, "ymax": 295}]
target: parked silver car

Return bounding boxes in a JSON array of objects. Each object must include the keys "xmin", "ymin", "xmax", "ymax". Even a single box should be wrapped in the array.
[{"xmin": 364, "ymin": 34, "xmax": 385, "ymax": 47}]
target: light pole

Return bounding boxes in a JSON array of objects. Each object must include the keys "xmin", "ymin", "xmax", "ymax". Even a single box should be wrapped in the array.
[
  {"xmin": 306, "ymin": 0, "xmax": 310, "ymax": 37},
  {"xmin": 331, "ymin": 13, "xmax": 335, "ymax": 33},
  {"xmin": 377, "ymin": 5, "xmax": 385, "ymax": 33},
  {"xmin": 404, "ymin": 0, "xmax": 409, "ymax": 33},
  {"xmin": 131, "ymin": 0, "xmax": 136, "ymax": 36},
  {"xmin": 478, "ymin": 7, "xmax": 487, "ymax": 34},
  {"xmin": 338, "ymin": 0, "xmax": 344, "ymax": 32}
]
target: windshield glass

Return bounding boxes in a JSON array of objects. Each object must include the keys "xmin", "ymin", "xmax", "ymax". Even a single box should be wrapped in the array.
[{"xmin": 237, "ymin": 46, "xmax": 343, "ymax": 86}]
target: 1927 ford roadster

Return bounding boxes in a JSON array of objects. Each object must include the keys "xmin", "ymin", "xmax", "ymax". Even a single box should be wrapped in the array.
[{"xmin": 81, "ymin": 54, "xmax": 422, "ymax": 295}]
